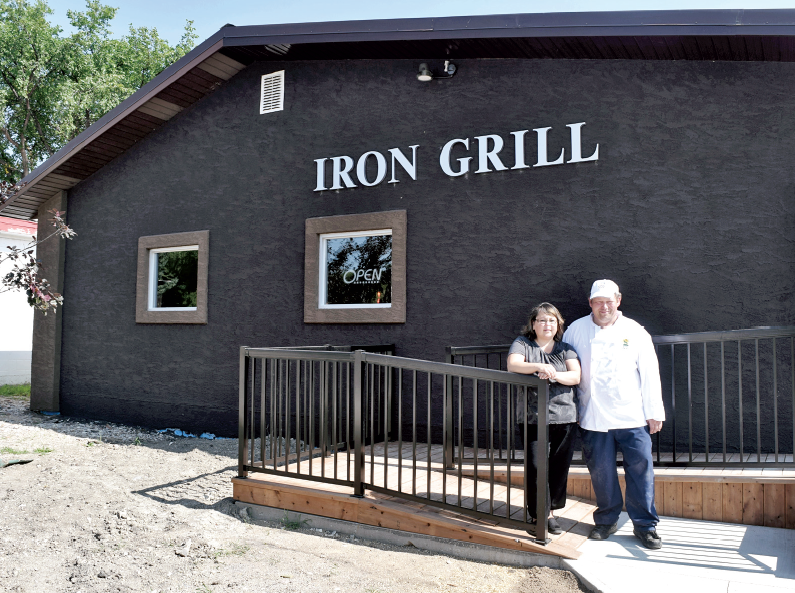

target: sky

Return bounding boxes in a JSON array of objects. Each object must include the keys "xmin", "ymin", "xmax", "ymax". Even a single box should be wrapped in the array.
[{"xmin": 44, "ymin": 0, "xmax": 795, "ymax": 47}]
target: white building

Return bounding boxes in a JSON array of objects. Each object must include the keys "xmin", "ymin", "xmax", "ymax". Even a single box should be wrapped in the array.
[{"xmin": 0, "ymin": 215, "xmax": 36, "ymax": 385}]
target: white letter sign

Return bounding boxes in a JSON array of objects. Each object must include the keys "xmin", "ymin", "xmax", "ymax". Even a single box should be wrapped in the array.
[
  {"xmin": 439, "ymin": 138, "xmax": 471, "ymax": 177},
  {"xmin": 533, "ymin": 127, "xmax": 565, "ymax": 167},
  {"xmin": 313, "ymin": 122, "xmax": 600, "ymax": 191},
  {"xmin": 356, "ymin": 151, "xmax": 387, "ymax": 187},
  {"xmin": 566, "ymin": 122, "xmax": 599, "ymax": 163},
  {"xmin": 474, "ymin": 135, "xmax": 508, "ymax": 173},
  {"xmin": 331, "ymin": 156, "xmax": 356, "ymax": 190},
  {"xmin": 388, "ymin": 145, "xmax": 419, "ymax": 183}
]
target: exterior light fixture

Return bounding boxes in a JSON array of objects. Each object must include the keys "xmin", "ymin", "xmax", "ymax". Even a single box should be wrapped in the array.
[{"xmin": 417, "ymin": 61, "xmax": 456, "ymax": 82}]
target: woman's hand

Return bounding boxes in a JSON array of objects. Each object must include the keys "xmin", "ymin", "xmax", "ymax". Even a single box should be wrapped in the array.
[{"xmin": 536, "ymin": 364, "xmax": 557, "ymax": 380}]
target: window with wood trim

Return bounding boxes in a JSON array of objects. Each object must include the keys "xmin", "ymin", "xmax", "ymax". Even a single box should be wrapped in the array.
[
  {"xmin": 305, "ymin": 211, "xmax": 406, "ymax": 324},
  {"xmin": 136, "ymin": 231, "xmax": 209, "ymax": 324}
]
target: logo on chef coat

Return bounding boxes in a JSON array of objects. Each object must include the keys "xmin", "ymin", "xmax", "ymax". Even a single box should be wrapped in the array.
[{"xmin": 623, "ymin": 339, "xmax": 629, "ymax": 349}]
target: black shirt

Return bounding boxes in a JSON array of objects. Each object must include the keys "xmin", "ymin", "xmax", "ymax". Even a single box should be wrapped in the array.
[{"xmin": 508, "ymin": 336, "xmax": 579, "ymax": 424}]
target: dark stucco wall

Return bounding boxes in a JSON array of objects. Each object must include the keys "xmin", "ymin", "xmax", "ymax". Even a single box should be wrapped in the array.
[{"xmin": 60, "ymin": 58, "xmax": 795, "ymax": 436}]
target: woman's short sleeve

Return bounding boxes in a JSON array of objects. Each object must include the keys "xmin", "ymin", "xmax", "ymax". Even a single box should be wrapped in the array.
[
  {"xmin": 561, "ymin": 342, "xmax": 579, "ymax": 361},
  {"xmin": 508, "ymin": 337, "xmax": 529, "ymax": 359}
]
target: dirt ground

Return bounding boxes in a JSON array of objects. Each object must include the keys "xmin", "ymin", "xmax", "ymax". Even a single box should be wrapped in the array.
[{"xmin": 0, "ymin": 395, "xmax": 587, "ymax": 593}]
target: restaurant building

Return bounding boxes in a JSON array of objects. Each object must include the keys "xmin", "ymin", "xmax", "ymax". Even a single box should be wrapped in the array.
[{"xmin": 2, "ymin": 10, "xmax": 794, "ymax": 436}]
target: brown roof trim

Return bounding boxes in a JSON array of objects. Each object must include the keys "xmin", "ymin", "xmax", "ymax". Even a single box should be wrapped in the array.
[
  {"xmin": 3, "ymin": 9, "xmax": 795, "ymax": 218},
  {"xmin": 5, "ymin": 32, "xmax": 224, "ymax": 204}
]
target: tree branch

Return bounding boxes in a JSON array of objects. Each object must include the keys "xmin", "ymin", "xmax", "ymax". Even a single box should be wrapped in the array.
[
  {"xmin": 0, "ymin": 70, "xmax": 23, "ymax": 101},
  {"xmin": 1, "ymin": 124, "xmax": 21, "ymax": 150},
  {"xmin": 32, "ymin": 114, "xmax": 55, "ymax": 155}
]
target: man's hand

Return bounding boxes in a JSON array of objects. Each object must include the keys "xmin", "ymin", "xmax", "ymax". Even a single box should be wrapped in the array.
[{"xmin": 647, "ymin": 419, "xmax": 663, "ymax": 434}]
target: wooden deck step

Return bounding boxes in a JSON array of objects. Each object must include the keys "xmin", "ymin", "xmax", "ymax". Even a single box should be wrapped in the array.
[
  {"xmin": 456, "ymin": 465, "xmax": 795, "ymax": 529},
  {"xmin": 232, "ymin": 472, "xmax": 591, "ymax": 559},
  {"xmin": 243, "ymin": 441, "xmax": 794, "ymax": 530},
  {"xmin": 459, "ymin": 464, "xmax": 795, "ymax": 485},
  {"xmin": 455, "ymin": 449, "xmax": 794, "ymax": 464}
]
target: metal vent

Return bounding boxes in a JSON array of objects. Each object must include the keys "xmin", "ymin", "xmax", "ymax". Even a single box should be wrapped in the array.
[{"xmin": 260, "ymin": 70, "xmax": 285, "ymax": 114}]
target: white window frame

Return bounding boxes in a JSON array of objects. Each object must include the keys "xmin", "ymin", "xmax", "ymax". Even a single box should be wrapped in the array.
[
  {"xmin": 318, "ymin": 229, "xmax": 392, "ymax": 309},
  {"xmin": 148, "ymin": 245, "xmax": 200, "ymax": 311}
]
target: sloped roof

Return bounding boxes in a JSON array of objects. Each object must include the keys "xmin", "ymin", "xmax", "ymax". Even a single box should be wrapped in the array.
[{"xmin": 3, "ymin": 9, "xmax": 795, "ymax": 220}]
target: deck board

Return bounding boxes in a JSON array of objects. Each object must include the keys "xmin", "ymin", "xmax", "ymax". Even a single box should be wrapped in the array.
[
  {"xmin": 488, "ymin": 463, "xmax": 795, "ymax": 484},
  {"xmin": 235, "ymin": 443, "xmax": 599, "ymax": 559},
  {"xmin": 240, "ymin": 441, "xmax": 794, "ymax": 541},
  {"xmin": 233, "ymin": 471, "xmax": 586, "ymax": 558}
]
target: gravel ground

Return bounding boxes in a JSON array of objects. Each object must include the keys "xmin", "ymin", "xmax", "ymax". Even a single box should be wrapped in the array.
[{"xmin": 0, "ymin": 395, "xmax": 587, "ymax": 593}]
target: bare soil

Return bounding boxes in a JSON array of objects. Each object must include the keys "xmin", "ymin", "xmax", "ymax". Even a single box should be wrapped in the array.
[{"xmin": 0, "ymin": 395, "xmax": 587, "ymax": 593}]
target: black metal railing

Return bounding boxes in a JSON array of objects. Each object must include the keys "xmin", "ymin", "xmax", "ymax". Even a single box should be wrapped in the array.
[
  {"xmin": 653, "ymin": 326, "xmax": 794, "ymax": 467},
  {"xmin": 238, "ymin": 345, "xmax": 553, "ymax": 543},
  {"xmin": 447, "ymin": 326, "xmax": 795, "ymax": 468}
]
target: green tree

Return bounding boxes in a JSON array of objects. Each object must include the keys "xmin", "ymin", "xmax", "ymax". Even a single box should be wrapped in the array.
[
  {"xmin": 0, "ymin": 0, "xmax": 197, "ymax": 184},
  {"xmin": 0, "ymin": 0, "xmax": 66, "ymax": 181},
  {"xmin": 55, "ymin": 1, "xmax": 196, "ymax": 144},
  {"xmin": 1, "ymin": 1, "xmax": 196, "ymax": 311},
  {"xmin": 156, "ymin": 250, "xmax": 198, "ymax": 308}
]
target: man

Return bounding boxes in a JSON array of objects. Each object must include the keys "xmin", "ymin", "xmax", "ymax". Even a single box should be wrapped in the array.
[{"xmin": 562, "ymin": 279, "xmax": 666, "ymax": 550}]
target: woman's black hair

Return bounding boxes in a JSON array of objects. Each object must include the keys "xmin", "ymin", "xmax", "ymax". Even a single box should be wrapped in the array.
[{"xmin": 521, "ymin": 302, "xmax": 565, "ymax": 342}]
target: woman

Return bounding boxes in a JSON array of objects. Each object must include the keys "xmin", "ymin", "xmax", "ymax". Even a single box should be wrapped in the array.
[{"xmin": 507, "ymin": 302, "xmax": 581, "ymax": 535}]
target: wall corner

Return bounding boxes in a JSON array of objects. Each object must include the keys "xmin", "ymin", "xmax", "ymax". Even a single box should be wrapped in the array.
[{"xmin": 30, "ymin": 190, "xmax": 68, "ymax": 412}]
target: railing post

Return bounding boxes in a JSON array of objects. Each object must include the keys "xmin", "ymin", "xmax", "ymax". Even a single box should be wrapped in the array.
[
  {"xmin": 353, "ymin": 349, "xmax": 365, "ymax": 497},
  {"xmin": 238, "ymin": 346, "xmax": 250, "ymax": 478},
  {"xmin": 535, "ymin": 380, "xmax": 550, "ymax": 544},
  {"xmin": 444, "ymin": 347, "xmax": 455, "ymax": 469}
]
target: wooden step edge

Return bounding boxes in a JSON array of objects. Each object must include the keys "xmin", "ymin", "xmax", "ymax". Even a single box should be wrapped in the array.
[
  {"xmin": 232, "ymin": 476, "xmax": 581, "ymax": 560},
  {"xmin": 567, "ymin": 471, "xmax": 795, "ymax": 484},
  {"xmin": 460, "ymin": 467, "xmax": 795, "ymax": 484}
]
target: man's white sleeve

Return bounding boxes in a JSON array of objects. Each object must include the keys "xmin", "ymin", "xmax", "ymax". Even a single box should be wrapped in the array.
[{"xmin": 639, "ymin": 333, "xmax": 666, "ymax": 422}]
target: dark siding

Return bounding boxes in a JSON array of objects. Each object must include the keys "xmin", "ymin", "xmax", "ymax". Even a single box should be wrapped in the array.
[{"xmin": 60, "ymin": 58, "xmax": 795, "ymax": 435}]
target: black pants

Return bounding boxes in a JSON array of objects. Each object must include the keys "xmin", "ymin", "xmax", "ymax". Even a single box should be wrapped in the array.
[{"xmin": 520, "ymin": 422, "xmax": 577, "ymax": 519}]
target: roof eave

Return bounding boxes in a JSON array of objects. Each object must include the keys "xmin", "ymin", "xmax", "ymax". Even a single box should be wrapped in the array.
[
  {"xmin": 4, "ymin": 9, "xmax": 795, "ymax": 217},
  {"xmin": 12, "ymin": 28, "xmax": 227, "ymax": 200}
]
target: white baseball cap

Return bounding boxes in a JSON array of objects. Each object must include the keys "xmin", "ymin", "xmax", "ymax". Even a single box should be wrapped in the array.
[{"xmin": 590, "ymin": 279, "xmax": 620, "ymax": 300}]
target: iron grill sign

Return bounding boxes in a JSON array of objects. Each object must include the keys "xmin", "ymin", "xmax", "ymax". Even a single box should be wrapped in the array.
[{"xmin": 313, "ymin": 122, "xmax": 599, "ymax": 192}]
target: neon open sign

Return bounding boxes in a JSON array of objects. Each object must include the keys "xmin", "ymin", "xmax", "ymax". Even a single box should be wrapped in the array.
[{"xmin": 318, "ymin": 230, "xmax": 392, "ymax": 309}]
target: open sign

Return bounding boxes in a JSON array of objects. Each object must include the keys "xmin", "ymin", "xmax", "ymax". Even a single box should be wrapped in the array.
[
  {"xmin": 342, "ymin": 267, "xmax": 387, "ymax": 284},
  {"xmin": 319, "ymin": 230, "xmax": 392, "ymax": 308}
]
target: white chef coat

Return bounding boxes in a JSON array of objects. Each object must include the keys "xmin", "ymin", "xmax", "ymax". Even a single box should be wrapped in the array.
[{"xmin": 562, "ymin": 312, "xmax": 665, "ymax": 432}]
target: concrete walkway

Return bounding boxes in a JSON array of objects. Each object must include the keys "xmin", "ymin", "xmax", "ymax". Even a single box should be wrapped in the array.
[{"xmin": 566, "ymin": 513, "xmax": 795, "ymax": 593}]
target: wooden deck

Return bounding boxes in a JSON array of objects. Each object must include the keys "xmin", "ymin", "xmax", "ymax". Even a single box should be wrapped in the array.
[
  {"xmin": 232, "ymin": 442, "xmax": 597, "ymax": 559},
  {"xmin": 458, "ymin": 454, "xmax": 795, "ymax": 529},
  {"xmin": 233, "ymin": 442, "xmax": 795, "ymax": 563},
  {"xmin": 468, "ymin": 449, "xmax": 795, "ymax": 467}
]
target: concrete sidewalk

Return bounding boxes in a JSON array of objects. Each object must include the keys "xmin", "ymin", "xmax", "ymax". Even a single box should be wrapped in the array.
[{"xmin": 565, "ymin": 513, "xmax": 795, "ymax": 593}]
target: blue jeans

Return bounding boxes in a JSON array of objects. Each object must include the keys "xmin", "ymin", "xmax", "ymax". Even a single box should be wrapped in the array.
[{"xmin": 581, "ymin": 426, "xmax": 659, "ymax": 532}]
